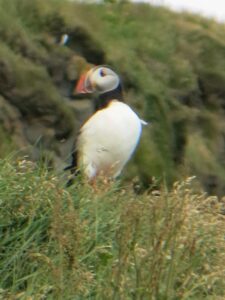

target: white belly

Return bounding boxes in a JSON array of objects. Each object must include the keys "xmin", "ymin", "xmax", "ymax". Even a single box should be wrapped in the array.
[{"xmin": 76, "ymin": 101, "xmax": 142, "ymax": 179}]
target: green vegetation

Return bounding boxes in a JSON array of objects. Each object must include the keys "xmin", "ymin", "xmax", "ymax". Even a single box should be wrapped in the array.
[
  {"xmin": 1, "ymin": 1, "xmax": 225, "ymax": 298},
  {"xmin": 0, "ymin": 158, "xmax": 225, "ymax": 299},
  {"xmin": 65, "ymin": 2, "xmax": 225, "ymax": 193},
  {"xmin": 1, "ymin": 0, "xmax": 225, "ymax": 193}
]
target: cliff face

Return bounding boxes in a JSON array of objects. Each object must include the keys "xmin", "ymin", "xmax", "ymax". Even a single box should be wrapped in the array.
[{"xmin": 1, "ymin": 0, "xmax": 225, "ymax": 194}]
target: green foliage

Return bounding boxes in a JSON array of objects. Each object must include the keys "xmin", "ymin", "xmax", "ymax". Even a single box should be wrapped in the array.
[
  {"xmin": 52, "ymin": 1, "xmax": 225, "ymax": 192},
  {"xmin": 1, "ymin": 0, "xmax": 225, "ymax": 193},
  {"xmin": 0, "ymin": 159, "xmax": 225, "ymax": 299},
  {"xmin": 0, "ymin": 3, "xmax": 225, "ymax": 298},
  {"xmin": 0, "ymin": 127, "xmax": 16, "ymax": 157},
  {"xmin": 0, "ymin": 0, "xmax": 75, "ymax": 146}
]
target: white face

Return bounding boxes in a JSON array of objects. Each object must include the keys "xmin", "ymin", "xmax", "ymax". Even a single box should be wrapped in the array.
[{"xmin": 86, "ymin": 66, "xmax": 120, "ymax": 94}]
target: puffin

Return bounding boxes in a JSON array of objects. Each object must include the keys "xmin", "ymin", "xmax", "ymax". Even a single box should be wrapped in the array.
[{"xmin": 66, "ymin": 65, "xmax": 146, "ymax": 185}]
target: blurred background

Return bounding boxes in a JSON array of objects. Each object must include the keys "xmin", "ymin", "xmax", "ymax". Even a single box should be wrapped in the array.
[
  {"xmin": 142, "ymin": 0, "xmax": 225, "ymax": 22},
  {"xmin": 1, "ymin": 0, "xmax": 225, "ymax": 195}
]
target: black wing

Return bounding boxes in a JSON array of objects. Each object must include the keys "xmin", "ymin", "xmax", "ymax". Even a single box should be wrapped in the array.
[{"xmin": 64, "ymin": 147, "xmax": 80, "ymax": 187}]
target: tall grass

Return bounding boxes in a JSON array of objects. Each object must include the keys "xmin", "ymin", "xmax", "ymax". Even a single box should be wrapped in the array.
[{"xmin": 0, "ymin": 158, "xmax": 225, "ymax": 299}]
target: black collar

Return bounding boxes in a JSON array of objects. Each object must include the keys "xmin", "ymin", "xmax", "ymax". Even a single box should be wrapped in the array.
[{"xmin": 94, "ymin": 84, "xmax": 124, "ymax": 111}]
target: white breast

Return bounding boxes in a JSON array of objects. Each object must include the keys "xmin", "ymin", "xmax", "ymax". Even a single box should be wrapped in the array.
[{"xmin": 76, "ymin": 101, "xmax": 143, "ymax": 180}]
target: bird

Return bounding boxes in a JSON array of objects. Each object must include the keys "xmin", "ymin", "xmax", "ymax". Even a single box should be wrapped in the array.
[
  {"xmin": 65, "ymin": 65, "xmax": 147, "ymax": 185},
  {"xmin": 58, "ymin": 33, "xmax": 69, "ymax": 46}
]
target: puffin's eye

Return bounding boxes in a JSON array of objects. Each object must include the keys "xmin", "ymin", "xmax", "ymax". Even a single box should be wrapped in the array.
[{"xmin": 99, "ymin": 68, "xmax": 106, "ymax": 77}]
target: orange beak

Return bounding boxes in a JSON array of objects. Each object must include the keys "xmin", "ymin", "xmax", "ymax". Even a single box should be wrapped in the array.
[
  {"xmin": 75, "ymin": 73, "xmax": 89, "ymax": 94},
  {"xmin": 74, "ymin": 65, "xmax": 98, "ymax": 94}
]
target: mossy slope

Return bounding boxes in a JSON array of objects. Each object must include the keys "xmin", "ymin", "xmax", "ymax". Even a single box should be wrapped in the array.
[{"xmin": 0, "ymin": 0, "xmax": 225, "ymax": 193}]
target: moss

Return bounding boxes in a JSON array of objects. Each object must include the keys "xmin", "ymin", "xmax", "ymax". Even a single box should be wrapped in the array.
[{"xmin": 0, "ymin": 126, "xmax": 16, "ymax": 157}]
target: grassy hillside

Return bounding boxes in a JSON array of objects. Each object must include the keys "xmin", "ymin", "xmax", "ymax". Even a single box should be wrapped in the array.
[
  {"xmin": 0, "ymin": 158, "xmax": 225, "ymax": 299},
  {"xmin": 1, "ymin": 0, "xmax": 225, "ymax": 194},
  {"xmin": 56, "ymin": 1, "xmax": 225, "ymax": 194},
  {"xmin": 1, "ymin": 2, "xmax": 225, "ymax": 298}
]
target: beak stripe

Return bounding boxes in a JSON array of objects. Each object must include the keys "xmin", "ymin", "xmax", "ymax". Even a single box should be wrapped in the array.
[{"xmin": 75, "ymin": 73, "xmax": 88, "ymax": 94}]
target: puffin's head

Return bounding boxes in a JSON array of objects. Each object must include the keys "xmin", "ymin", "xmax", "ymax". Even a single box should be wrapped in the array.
[{"xmin": 75, "ymin": 65, "xmax": 120, "ymax": 95}]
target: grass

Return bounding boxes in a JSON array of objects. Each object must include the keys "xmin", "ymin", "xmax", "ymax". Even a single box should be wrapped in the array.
[
  {"xmin": 0, "ymin": 158, "xmax": 225, "ymax": 299},
  {"xmin": 0, "ymin": 4, "xmax": 225, "ymax": 296}
]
